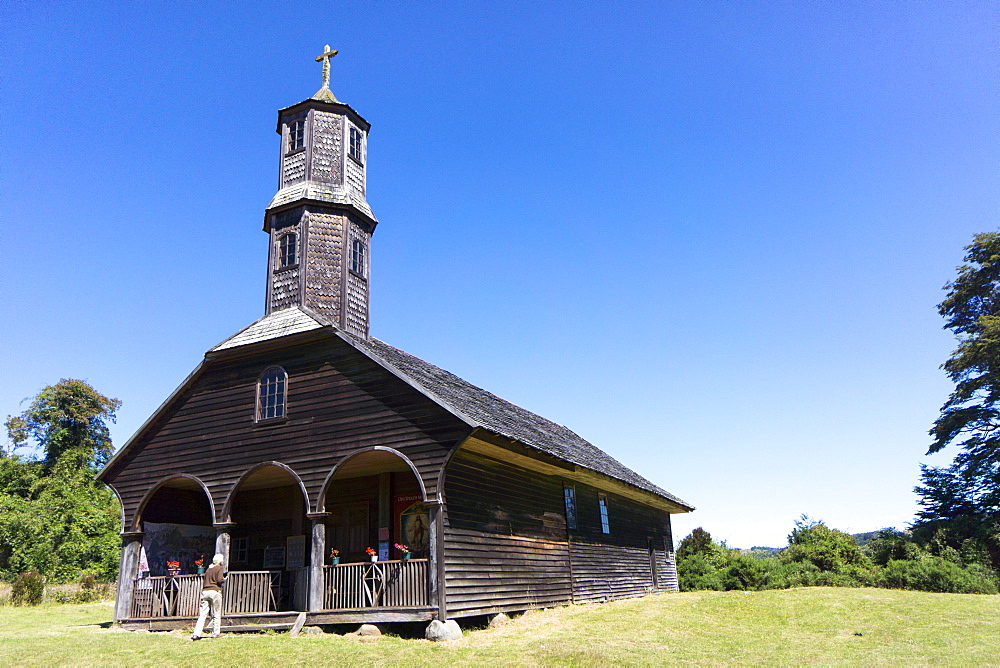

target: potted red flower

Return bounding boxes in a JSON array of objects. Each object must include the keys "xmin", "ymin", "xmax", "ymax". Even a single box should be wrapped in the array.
[{"xmin": 366, "ymin": 546, "xmax": 377, "ymax": 562}]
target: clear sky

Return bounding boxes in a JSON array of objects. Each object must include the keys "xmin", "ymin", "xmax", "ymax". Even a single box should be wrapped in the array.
[{"xmin": 2, "ymin": 1, "xmax": 997, "ymax": 548}]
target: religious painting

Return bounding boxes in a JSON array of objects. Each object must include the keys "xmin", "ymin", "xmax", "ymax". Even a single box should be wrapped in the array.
[
  {"xmin": 396, "ymin": 496, "xmax": 429, "ymax": 556},
  {"xmin": 141, "ymin": 522, "xmax": 215, "ymax": 577}
]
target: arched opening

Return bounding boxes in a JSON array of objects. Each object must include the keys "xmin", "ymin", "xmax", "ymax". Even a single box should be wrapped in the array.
[
  {"xmin": 318, "ymin": 448, "xmax": 431, "ymax": 611},
  {"xmin": 321, "ymin": 448, "xmax": 427, "ymax": 563},
  {"xmin": 135, "ymin": 476, "xmax": 215, "ymax": 577},
  {"xmin": 225, "ymin": 463, "xmax": 309, "ymax": 611}
]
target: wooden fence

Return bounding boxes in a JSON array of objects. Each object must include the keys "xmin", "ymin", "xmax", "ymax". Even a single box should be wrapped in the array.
[
  {"xmin": 323, "ymin": 559, "xmax": 428, "ymax": 609},
  {"xmin": 129, "ymin": 571, "xmax": 278, "ymax": 618},
  {"xmin": 223, "ymin": 571, "xmax": 278, "ymax": 614},
  {"xmin": 129, "ymin": 563, "xmax": 428, "ymax": 617}
]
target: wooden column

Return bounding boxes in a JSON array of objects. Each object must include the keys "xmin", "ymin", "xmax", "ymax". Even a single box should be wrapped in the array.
[
  {"xmin": 214, "ymin": 523, "xmax": 235, "ymax": 566},
  {"xmin": 307, "ymin": 513, "xmax": 328, "ymax": 611},
  {"xmin": 378, "ymin": 472, "xmax": 390, "ymax": 549},
  {"xmin": 114, "ymin": 532, "xmax": 144, "ymax": 622},
  {"xmin": 427, "ymin": 500, "xmax": 446, "ymax": 620}
]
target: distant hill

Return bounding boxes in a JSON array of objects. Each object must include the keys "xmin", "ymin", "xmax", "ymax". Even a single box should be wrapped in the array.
[
  {"xmin": 852, "ymin": 529, "xmax": 898, "ymax": 546},
  {"xmin": 743, "ymin": 546, "xmax": 782, "ymax": 558},
  {"xmin": 737, "ymin": 528, "xmax": 899, "ymax": 556}
]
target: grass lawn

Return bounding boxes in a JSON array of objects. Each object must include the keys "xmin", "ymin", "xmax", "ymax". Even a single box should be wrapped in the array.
[{"xmin": 1, "ymin": 587, "xmax": 998, "ymax": 666}]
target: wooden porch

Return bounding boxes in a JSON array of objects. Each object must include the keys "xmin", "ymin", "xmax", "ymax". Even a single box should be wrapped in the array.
[{"xmin": 120, "ymin": 559, "xmax": 434, "ymax": 630}]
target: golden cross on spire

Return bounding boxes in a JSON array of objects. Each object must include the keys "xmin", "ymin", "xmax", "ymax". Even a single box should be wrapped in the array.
[{"xmin": 312, "ymin": 45, "xmax": 340, "ymax": 103}]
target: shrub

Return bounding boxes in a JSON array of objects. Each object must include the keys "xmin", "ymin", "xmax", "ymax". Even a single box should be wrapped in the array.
[
  {"xmin": 49, "ymin": 589, "xmax": 78, "ymax": 604},
  {"xmin": 865, "ymin": 529, "xmax": 923, "ymax": 566},
  {"xmin": 878, "ymin": 557, "xmax": 998, "ymax": 594},
  {"xmin": 678, "ymin": 553, "xmax": 724, "ymax": 591},
  {"xmin": 719, "ymin": 554, "xmax": 768, "ymax": 591},
  {"xmin": 782, "ymin": 516, "xmax": 871, "ymax": 572},
  {"xmin": 11, "ymin": 570, "xmax": 46, "ymax": 606},
  {"xmin": 77, "ymin": 572, "xmax": 101, "ymax": 602}
]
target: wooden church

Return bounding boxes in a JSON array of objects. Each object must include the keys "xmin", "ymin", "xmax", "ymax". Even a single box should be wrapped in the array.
[{"xmin": 98, "ymin": 48, "xmax": 694, "ymax": 630}]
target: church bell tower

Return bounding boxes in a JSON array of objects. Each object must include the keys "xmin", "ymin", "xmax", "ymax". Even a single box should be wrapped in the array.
[{"xmin": 263, "ymin": 46, "xmax": 377, "ymax": 339}]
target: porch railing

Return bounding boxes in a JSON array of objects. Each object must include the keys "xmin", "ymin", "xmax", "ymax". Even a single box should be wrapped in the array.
[
  {"xmin": 224, "ymin": 571, "xmax": 279, "ymax": 614},
  {"xmin": 129, "ymin": 563, "xmax": 429, "ymax": 618},
  {"xmin": 322, "ymin": 559, "xmax": 428, "ymax": 609},
  {"xmin": 129, "ymin": 571, "xmax": 278, "ymax": 618},
  {"xmin": 130, "ymin": 574, "xmax": 202, "ymax": 618}
]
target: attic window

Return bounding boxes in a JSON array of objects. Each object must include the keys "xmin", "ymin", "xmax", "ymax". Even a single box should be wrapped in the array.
[
  {"xmin": 350, "ymin": 239, "xmax": 366, "ymax": 276},
  {"xmin": 599, "ymin": 494, "xmax": 610, "ymax": 534},
  {"xmin": 288, "ymin": 120, "xmax": 305, "ymax": 152},
  {"xmin": 563, "ymin": 485, "xmax": 577, "ymax": 530},
  {"xmin": 278, "ymin": 232, "xmax": 298, "ymax": 268},
  {"xmin": 349, "ymin": 126, "xmax": 364, "ymax": 163},
  {"xmin": 257, "ymin": 366, "xmax": 287, "ymax": 420}
]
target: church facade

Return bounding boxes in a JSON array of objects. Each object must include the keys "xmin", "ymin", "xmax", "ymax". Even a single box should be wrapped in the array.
[{"xmin": 98, "ymin": 50, "xmax": 693, "ymax": 630}]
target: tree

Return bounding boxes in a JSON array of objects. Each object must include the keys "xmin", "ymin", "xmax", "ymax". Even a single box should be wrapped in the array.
[
  {"xmin": 780, "ymin": 515, "xmax": 870, "ymax": 572},
  {"xmin": 1, "ymin": 380, "xmax": 123, "ymax": 582},
  {"xmin": 914, "ymin": 231, "xmax": 1000, "ymax": 575},
  {"xmin": 5, "ymin": 379, "xmax": 121, "ymax": 470},
  {"xmin": 929, "ymin": 231, "xmax": 1000, "ymax": 484},
  {"xmin": 0, "ymin": 461, "xmax": 121, "ymax": 582},
  {"xmin": 676, "ymin": 527, "xmax": 719, "ymax": 560},
  {"xmin": 914, "ymin": 462, "xmax": 992, "ymax": 523}
]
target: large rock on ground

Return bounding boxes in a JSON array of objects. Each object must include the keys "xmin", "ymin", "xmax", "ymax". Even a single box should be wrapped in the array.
[
  {"xmin": 425, "ymin": 619, "xmax": 462, "ymax": 641},
  {"xmin": 488, "ymin": 612, "xmax": 511, "ymax": 628},
  {"xmin": 357, "ymin": 624, "xmax": 382, "ymax": 636}
]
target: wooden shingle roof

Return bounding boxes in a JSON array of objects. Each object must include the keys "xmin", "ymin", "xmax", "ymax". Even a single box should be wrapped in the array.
[
  {"xmin": 351, "ymin": 334, "xmax": 693, "ymax": 510},
  {"xmin": 110, "ymin": 306, "xmax": 691, "ymax": 511}
]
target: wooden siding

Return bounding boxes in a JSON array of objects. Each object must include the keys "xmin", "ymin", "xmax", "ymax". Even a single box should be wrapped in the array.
[
  {"xmin": 102, "ymin": 333, "xmax": 471, "ymax": 531},
  {"xmin": 443, "ymin": 447, "xmax": 679, "ymax": 615},
  {"xmin": 568, "ymin": 484, "xmax": 676, "ymax": 601},
  {"xmin": 442, "ymin": 450, "xmax": 573, "ymax": 616},
  {"xmin": 444, "ymin": 529, "xmax": 573, "ymax": 616}
]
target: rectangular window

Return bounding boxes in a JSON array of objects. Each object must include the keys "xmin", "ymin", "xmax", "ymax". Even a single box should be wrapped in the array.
[
  {"xmin": 563, "ymin": 485, "xmax": 577, "ymax": 530},
  {"xmin": 288, "ymin": 120, "xmax": 305, "ymax": 152},
  {"xmin": 233, "ymin": 537, "xmax": 249, "ymax": 563},
  {"xmin": 349, "ymin": 126, "xmax": 364, "ymax": 163},
  {"xmin": 279, "ymin": 233, "xmax": 297, "ymax": 268},
  {"xmin": 599, "ymin": 494, "xmax": 610, "ymax": 534},
  {"xmin": 351, "ymin": 238, "xmax": 366, "ymax": 276},
  {"xmin": 257, "ymin": 367, "xmax": 287, "ymax": 420}
]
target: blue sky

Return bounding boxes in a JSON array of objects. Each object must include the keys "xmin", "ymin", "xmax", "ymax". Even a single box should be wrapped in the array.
[{"xmin": 2, "ymin": 1, "xmax": 997, "ymax": 547}]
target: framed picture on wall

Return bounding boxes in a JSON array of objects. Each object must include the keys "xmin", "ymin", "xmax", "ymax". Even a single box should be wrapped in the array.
[
  {"xmin": 263, "ymin": 547, "xmax": 285, "ymax": 569},
  {"xmin": 286, "ymin": 535, "xmax": 305, "ymax": 569}
]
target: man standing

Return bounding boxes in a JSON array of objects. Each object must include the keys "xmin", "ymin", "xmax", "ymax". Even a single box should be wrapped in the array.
[{"xmin": 191, "ymin": 553, "xmax": 226, "ymax": 640}]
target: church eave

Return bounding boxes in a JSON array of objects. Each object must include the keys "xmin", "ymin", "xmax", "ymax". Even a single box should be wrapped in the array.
[
  {"xmin": 459, "ymin": 429, "xmax": 695, "ymax": 513},
  {"xmin": 276, "ymin": 98, "xmax": 371, "ymax": 133},
  {"xmin": 263, "ymin": 195, "xmax": 378, "ymax": 232}
]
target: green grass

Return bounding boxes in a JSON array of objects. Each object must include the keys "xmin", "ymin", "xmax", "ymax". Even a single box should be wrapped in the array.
[{"xmin": 1, "ymin": 587, "xmax": 999, "ymax": 665}]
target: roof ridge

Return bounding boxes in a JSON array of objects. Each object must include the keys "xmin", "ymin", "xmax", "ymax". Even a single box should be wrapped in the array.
[{"xmin": 209, "ymin": 306, "xmax": 327, "ymax": 352}]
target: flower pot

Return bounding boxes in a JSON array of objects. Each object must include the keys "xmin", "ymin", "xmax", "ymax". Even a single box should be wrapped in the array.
[
  {"xmin": 197, "ymin": 567, "xmax": 206, "ymax": 575},
  {"xmin": 166, "ymin": 568, "xmax": 180, "ymax": 578},
  {"xmin": 331, "ymin": 557, "xmax": 340, "ymax": 565},
  {"xmin": 403, "ymin": 553, "xmax": 411, "ymax": 561},
  {"xmin": 370, "ymin": 555, "xmax": 378, "ymax": 562}
]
